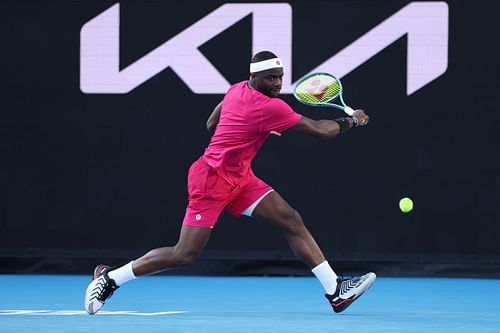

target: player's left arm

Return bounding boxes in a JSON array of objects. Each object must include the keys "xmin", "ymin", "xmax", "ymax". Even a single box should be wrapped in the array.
[
  {"xmin": 292, "ymin": 116, "xmax": 344, "ymax": 139},
  {"xmin": 206, "ymin": 101, "xmax": 223, "ymax": 131},
  {"xmin": 291, "ymin": 109, "xmax": 368, "ymax": 139}
]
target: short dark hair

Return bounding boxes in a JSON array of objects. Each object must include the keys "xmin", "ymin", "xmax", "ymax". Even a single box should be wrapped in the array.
[{"xmin": 251, "ymin": 51, "xmax": 278, "ymax": 63}]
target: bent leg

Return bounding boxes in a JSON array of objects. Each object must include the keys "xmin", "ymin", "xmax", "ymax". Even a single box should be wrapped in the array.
[
  {"xmin": 132, "ymin": 225, "xmax": 212, "ymax": 276},
  {"xmin": 251, "ymin": 191, "xmax": 325, "ymax": 268}
]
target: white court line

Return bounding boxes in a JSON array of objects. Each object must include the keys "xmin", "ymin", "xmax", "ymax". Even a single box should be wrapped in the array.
[{"xmin": 0, "ymin": 310, "xmax": 187, "ymax": 316}]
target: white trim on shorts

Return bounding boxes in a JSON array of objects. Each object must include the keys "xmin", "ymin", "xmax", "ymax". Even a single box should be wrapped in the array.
[{"xmin": 241, "ymin": 189, "xmax": 275, "ymax": 217}]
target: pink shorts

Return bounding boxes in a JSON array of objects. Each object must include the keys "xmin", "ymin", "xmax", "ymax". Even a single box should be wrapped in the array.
[{"xmin": 182, "ymin": 157, "xmax": 273, "ymax": 228}]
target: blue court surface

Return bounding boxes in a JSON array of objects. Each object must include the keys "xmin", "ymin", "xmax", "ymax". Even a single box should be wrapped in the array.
[{"xmin": 1, "ymin": 275, "xmax": 499, "ymax": 333}]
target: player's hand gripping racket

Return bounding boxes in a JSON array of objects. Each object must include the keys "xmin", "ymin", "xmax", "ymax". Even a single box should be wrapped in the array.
[{"xmin": 293, "ymin": 72, "xmax": 356, "ymax": 117}]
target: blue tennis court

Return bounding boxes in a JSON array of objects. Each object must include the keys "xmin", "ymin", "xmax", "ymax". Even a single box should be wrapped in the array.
[{"xmin": 1, "ymin": 275, "xmax": 499, "ymax": 332}]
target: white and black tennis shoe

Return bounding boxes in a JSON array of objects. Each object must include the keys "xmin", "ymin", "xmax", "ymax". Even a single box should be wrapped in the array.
[
  {"xmin": 85, "ymin": 264, "xmax": 119, "ymax": 315},
  {"xmin": 325, "ymin": 272, "xmax": 376, "ymax": 313}
]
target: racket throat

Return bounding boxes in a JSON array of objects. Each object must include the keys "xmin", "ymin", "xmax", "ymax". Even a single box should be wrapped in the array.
[
  {"xmin": 338, "ymin": 94, "xmax": 354, "ymax": 116},
  {"xmin": 343, "ymin": 106, "xmax": 355, "ymax": 116}
]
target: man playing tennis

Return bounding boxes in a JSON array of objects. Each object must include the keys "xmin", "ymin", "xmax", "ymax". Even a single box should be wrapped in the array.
[{"xmin": 85, "ymin": 51, "xmax": 375, "ymax": 315}]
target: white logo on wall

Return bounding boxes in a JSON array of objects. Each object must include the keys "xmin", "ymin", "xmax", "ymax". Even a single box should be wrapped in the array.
[{"xmin": 80, "ymin": 2, "xmax": 448, "ymax": 95}]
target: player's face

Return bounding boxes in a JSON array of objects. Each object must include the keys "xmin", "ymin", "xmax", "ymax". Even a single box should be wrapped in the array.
[{"xmin": 251, "ymin": 68, "xmax": 284, "ymax": 98}]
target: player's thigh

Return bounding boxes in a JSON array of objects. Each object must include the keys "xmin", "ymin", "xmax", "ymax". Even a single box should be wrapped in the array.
[
  {"xmin": 176, "ymin": 225, "xmax": 212, "ymax": 256},
  {"xmin": 252, "ymin": 191, "xmax": 299, "ymax": 226}
]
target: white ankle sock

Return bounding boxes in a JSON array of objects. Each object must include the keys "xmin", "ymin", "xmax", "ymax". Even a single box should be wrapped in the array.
[
  {"xmin": 108, "ymin": 261, "xmax": 137, "ymax": 286},
  {"xmin": 311, "ymin": 261, "xmax": 338, "ymax": 295}
]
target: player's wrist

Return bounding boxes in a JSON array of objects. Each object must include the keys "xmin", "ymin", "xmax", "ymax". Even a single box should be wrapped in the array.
[{"xmin": 334, "ymin": 117, "xmax": 352, "ymax": 134}]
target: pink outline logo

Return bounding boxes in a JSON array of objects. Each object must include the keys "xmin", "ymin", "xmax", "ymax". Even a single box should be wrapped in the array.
[{"xmin": 81, "ymin": 2, "xmax": 448, "ymax": 95}]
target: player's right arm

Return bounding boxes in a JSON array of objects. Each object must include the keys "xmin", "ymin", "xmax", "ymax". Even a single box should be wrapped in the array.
[
  {"xmin": 206, "ymin": 101, "xmax": 223, "ymax": 131},
  {"xmin": 291, "ymin": 110, "xmax": 368, "ymax": 140}
]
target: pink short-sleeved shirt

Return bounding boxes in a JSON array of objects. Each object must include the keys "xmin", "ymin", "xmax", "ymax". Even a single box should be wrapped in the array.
[{"xmin": 202, "ymin": 81, "xmax": 302, "ymax": 185}]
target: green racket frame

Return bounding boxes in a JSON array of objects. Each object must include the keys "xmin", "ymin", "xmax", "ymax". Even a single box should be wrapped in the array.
[{"xmin": 293, "ymin": 72, "xmax": 355, "ymax": 116}]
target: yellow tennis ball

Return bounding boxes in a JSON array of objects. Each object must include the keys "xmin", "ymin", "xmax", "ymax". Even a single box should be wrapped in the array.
[{"xmin": 399, "ymin": 197, "xmax": 414, "ymax": 213}]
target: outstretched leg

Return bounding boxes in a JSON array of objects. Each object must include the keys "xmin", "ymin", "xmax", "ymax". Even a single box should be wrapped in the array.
[
  {"xmin": 85, "ymin": 225, "xmax": 211, "ymax": 314},
  {"xmin": 132, "ymin": 225, "xmax": 212, "ymax": 276},
  {"xmin": 251, "ymin": 191, "xmax": 325, "ymax": 268},
  {"xmin": 251, "ymin": 191, "xmax": 376, "ymax": 313}
]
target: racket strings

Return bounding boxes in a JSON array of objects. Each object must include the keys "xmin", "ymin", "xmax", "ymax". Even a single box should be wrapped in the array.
[{"xmin": 295, "ymin": 75, "xmax": 341, "ymax": 104}]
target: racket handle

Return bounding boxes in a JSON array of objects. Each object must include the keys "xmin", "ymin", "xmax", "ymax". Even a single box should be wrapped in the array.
[{"xmin": 343, "ymin": 106, "xmax": 355, "ymax": 116}]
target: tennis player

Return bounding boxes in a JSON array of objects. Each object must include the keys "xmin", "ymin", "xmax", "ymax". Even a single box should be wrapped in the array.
[{"xmin": 85, "ymin": 51, "xmax": 375, "ymax": 315}]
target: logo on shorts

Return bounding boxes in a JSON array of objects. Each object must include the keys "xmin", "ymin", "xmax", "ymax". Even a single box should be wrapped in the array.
[{"xmin": 195, "ymin": 214, "xmax": 202, "ymax": 221}]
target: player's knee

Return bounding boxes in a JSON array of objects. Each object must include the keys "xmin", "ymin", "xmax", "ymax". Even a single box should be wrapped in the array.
[{"xmin": 278, "ymin": 208, "xmax": 304, "ymax": 232}]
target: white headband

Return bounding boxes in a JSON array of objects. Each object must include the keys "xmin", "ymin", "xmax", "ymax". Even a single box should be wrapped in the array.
[{"xmin": 249, "ymin": 58, "xmax": 283, "ymax": 73}]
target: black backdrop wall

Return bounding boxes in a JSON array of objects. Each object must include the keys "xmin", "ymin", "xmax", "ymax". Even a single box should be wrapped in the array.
[{"xmin": 1, "ymin": 0, "xmax": 499, "ymax": 276}]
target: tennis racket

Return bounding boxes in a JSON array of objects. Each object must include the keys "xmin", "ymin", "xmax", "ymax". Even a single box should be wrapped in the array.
[{"xmin": 293, "ymin": 72, "xmax": 355, "ymax": 116}]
